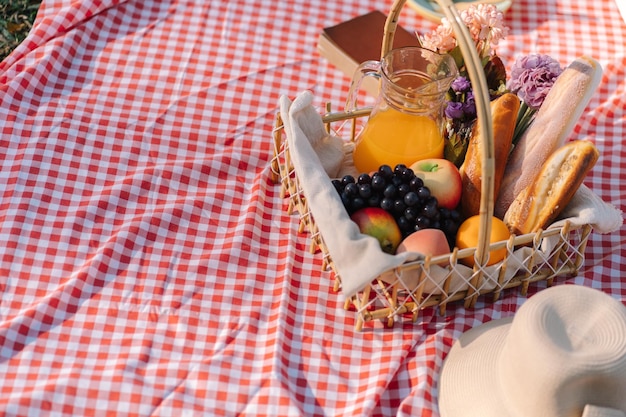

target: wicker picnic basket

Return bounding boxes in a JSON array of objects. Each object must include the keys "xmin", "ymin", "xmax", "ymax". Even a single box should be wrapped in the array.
[{"xmin": 271, "ymin": 0, "xmax": 592, "ymax": 330}]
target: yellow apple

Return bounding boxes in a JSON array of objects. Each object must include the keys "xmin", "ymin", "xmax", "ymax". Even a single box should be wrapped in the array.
[{"xmin": 410, "ymin": 158, "xmax": 462, "ymax": 210}]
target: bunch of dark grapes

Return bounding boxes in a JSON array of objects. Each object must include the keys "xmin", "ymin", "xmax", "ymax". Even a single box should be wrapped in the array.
[{"xmin": 332, "ymin": 164, "xmax": 462, "ymax": 247}]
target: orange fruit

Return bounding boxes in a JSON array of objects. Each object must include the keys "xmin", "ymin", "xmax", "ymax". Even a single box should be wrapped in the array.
[{"xmin": 455, "ymin": 215, "xmax": 510, "ymax": 267}]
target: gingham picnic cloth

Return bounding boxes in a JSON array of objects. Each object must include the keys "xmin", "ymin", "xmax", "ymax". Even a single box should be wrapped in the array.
[{"xmin": 0, "ymin": 0, "xmax": 624, "ymax": 415}]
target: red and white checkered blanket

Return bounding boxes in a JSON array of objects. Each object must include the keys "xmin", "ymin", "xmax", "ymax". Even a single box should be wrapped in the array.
[{"xmin": 1, "ymin": 0, "xmax": 624, "ymax": 415}]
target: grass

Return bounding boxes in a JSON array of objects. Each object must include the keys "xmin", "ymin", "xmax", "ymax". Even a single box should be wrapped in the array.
[{"xmin": 1, "ymin": 0, "xmax": 42, "ymax": 62}]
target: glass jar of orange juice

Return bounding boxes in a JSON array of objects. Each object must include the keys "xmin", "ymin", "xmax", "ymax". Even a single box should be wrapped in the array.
[{"xmin": 345, "ymin": 47, "xmax": 458, "ymax": 174}]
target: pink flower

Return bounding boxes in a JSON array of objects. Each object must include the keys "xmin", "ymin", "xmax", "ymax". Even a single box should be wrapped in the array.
[
  {"xmin": 420, "ymin": 20, "xmax": 456, "ymax": 54},
  {"xmin": 462, "ymin": 5, "xmax": 508, "ymax": 45},
  {"xmin": 420, "ymin": 4, "xmax": 508, "ymax": 58}
]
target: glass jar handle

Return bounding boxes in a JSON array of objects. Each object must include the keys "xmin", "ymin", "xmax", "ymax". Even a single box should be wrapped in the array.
[{"xmin": 344, "ymin": 60, "xmax": 382, "ymax": 113}]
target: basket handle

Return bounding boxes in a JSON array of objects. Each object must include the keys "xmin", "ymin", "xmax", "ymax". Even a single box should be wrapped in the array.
[{"xmin": 382, "ymin": 0, "xmax": 495, "ymax": 273}]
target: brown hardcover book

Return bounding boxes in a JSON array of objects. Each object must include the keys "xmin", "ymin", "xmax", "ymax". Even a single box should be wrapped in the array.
[{"xmin": 317, "ymin": 10, "xmax": 419, "ymax": 96}]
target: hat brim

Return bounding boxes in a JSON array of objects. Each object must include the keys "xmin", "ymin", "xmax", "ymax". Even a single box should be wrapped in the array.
[{"xmin": 438, "ymin": 316, "xmax": 514, "ymax": 417}]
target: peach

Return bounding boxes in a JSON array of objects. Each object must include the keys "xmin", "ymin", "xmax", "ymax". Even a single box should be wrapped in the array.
[{"xmin": 396, "ymin": 228, "xmax": 451, "ymax": 257}]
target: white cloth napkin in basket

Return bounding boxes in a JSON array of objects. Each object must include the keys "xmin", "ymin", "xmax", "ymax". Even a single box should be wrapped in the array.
[{"xmin": 279, "ymin": 90, "xmax": 623, "ymax": 298}]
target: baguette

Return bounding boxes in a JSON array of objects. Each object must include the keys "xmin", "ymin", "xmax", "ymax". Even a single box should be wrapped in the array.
[
  {"xmin": 495, "ymin": 56, "xmax": 603, "ymax": 218},
  {"xmin": 459, "ymin": 93, "xmax": 520, "ymax": 218},
  {"xmin": 503, "ymin": 140, "xmax": 599, "ymax": 235}
]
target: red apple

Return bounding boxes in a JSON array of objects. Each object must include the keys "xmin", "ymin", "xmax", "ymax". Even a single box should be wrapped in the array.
[
  {"xmin": 350, "ymin": 207, "xmax": 402, "ymax": 254},
  {"xmin": 396, "ymin": 228, "xmax": 451, "ymax": 257},
  {"xmin": 410, "ymin": 158, "xmax": 462, "ymax": 210}
]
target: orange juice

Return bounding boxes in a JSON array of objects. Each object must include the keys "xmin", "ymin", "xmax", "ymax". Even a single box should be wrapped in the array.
[{"xmin": 352, "ymin": 108, "xmax": 444, "ymax": 174}]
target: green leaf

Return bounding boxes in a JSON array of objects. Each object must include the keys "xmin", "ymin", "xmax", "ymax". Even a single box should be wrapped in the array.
[{"xmin": 444, "ymin": 121, "xmax": 474, "ymax": 167}]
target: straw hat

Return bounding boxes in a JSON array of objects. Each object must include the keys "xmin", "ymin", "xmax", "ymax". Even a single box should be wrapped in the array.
[{"xmin": 438, "ymin": 285, "xmax": 626, "ymax": 417}]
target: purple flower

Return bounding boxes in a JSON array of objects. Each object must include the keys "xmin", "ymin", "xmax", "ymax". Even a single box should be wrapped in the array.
[
  {"xmin": 462, "ymin": 91, "xmax": 476, "ymax": 117},
  {"xmin": 451, "ymin": 76, "xmax": 471, "ymax": 93},
  {"xmin": 445, "ymin": 101, "xmax": 465, "ymax": 119},
  {"xmin": 507, "ymin": 54, "xmax": 563, "ymax": 110}
]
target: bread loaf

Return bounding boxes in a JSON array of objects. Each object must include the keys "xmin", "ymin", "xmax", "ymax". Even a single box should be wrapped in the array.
[
  {"xmin": 459, "ymin": 93, "xmax": 519, "ymax": 218},
  {"xmin": 495, "ymin": 56, "xmax": 603, "ymax": 218},
  {"xmin": 503, "ymin": 140, "xmax": 599, "ymax": 235}
]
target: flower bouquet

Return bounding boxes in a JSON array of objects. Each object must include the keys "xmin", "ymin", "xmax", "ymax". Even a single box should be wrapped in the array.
[{"xmin": 418, "ymin": 3, "xmax": 564, "ymax": 166}]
